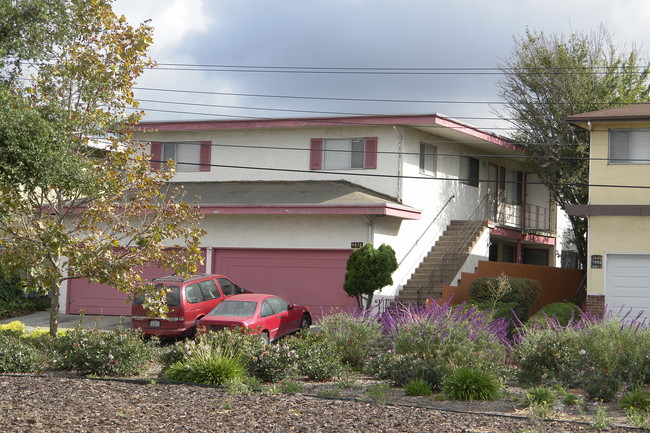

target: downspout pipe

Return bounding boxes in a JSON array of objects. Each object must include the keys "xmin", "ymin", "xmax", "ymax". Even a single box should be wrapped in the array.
[{"xmin": 393, "ymin": 125, "xmax": 403, "ymax": 203}]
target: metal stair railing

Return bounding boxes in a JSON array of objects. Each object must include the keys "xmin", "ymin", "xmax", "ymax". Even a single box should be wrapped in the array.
[{"xmin": 415, "ymin": 195, "xmax": 491, "ymax": 304}]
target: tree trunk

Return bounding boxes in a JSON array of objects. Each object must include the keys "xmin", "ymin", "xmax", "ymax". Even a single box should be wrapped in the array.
[
  {"xmin": 49, "ymin": 285, "xmax": 59, "ymax": 337},
  {"xmin": 364, "ymin": 293, "xmax": 374, "ymax": 310}
]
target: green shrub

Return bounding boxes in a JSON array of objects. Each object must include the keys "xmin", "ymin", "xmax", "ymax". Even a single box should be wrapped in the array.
[
  {"xmin": 52, "ymin": 326, "xmax": 156, "ymax": 376},
  {"xmin": 248, "ymin": 343, "xmax": 298, "ymax": 383},
  {"xmin": 403, "ymin": 378, "xmax": 433, "ymax": 396},
  {"xmin": 0, "ymin": 335, "xmax": 45, "ymax": 373},
  {"xmin": 619, "ymin": 389, "xmax": 650, "ymax": 412},
  {"xmin": 524, "ymin": 386, "xmax": 557, "ymax": 407},
  {"xmin": 368, "ymin": 352, "xmax": 443, "ymax": 388},
  {"xmin": 289, "ymin": 333, "xmax": 341, "ymax": 381},
  {"xmin": 442, "ymin": 367, "xmax": 500, "ymax": 401},
  {"xmin": 514, "ymin": 316, "xmax": 650, "ymax": 399},
  {"xmin": 527, "ymin": 302, "xmax": 581, "ymax": 327},
  {"xmin": 164, "ymin": 352, "xmax": 247, "ymax": 386},
  {"xmin": 0, "ymin": 272, "xmax": 48, "ymax": 319},
  {"xmin": 318, "ymin": 312, "xmax": 383, "ymax": 369},
  {"xmin": 470, "ymin": 275, "xmax": 541, "ymax": 320}
]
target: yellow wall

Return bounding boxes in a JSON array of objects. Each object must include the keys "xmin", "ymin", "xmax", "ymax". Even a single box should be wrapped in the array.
[
  {"xmin": 587, "ymin": 215, "xmax": 650, "ymax": 295},
  {"xmin": 589, "ymin": 121, "xmax": 650, "ymax": 204}
]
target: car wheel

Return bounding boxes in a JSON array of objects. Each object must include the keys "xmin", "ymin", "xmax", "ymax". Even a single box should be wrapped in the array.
[
  {"xmin": 260, "ymin": 331, "xmax": 270, "ymax": 345},
  {"xmin": 300, "ymin": 314, "xmax": 311, "ymax": 331}
]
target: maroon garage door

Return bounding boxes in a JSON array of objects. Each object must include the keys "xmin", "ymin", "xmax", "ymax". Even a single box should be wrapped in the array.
[
  {"xmin": 213, "ymin": 248, "xmax": 355, "ymax": 319},
  {"xmin": 66, "ymin": 252, "xmax": 207, "ymax": 316}
]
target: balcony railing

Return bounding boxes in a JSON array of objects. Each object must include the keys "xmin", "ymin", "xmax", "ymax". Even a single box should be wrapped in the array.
[{"xmin": 488, "ymin": 195, "xmax": 550, "ymax": 232}]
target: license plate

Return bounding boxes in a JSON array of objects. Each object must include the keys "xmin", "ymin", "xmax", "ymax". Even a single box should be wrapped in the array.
[{"xmin": 149, "ymin": 319, "xmax": 161, "ymax": 328}]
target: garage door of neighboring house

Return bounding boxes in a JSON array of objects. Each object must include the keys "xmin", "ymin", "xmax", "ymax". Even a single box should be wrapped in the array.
[
  {"xmin": 606, "ymin": 254, "xmax": 650, "ymax": 321},
  {"xmin": 66, "ymin": 251, "xmax": 207, "ymax": 316},
  {"xmin": 213, "ymin": 248, "xmax": 356, "ymax": 318}
]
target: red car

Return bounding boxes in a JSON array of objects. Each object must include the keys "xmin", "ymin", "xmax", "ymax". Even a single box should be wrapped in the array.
[
  {"xmin": 131, "ymin": 274, "xmax": 245, "ymax": 338},
  {"xmin": 197, "ymin": 293, "xmax": 312, "ymax": 343}
]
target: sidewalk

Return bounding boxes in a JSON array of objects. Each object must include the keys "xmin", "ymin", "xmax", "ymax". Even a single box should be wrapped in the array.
[{"xmin": 0, "ymin": 310, "xmax": 131, "ymax": 332}]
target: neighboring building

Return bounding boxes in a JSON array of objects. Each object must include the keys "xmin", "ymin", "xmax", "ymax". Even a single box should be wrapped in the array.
[
  {"xmin": 63, "ymin": 114, "xmax": 563, "ymax": 316},
  {"xmin": 566, "ymin": 103, "xmax": 650, "ymax": 320}
]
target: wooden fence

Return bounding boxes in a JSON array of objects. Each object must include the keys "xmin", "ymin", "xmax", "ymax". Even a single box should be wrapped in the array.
[{"xmin": 440, "ymin": 261, "xmax": 584, "ymax": 314}]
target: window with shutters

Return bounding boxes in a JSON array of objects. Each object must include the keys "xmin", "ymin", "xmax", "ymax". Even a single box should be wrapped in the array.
[
  {"xmin": 309, "ymin": 137, "xmax": 377, "ymax": 170},
  {"xmin": 150, "ymin": 141, "xmax": 212, "ymax": 172}
]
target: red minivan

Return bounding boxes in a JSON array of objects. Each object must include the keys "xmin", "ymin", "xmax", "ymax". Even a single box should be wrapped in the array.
[{"xmin": 131, "ymin": 274, "xmax": 246, "ymax": 338}]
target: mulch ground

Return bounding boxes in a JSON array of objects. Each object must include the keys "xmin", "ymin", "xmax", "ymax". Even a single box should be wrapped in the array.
[{"xmin": 0, "ymin": 374, "xmax": 640, "ymax": 432}]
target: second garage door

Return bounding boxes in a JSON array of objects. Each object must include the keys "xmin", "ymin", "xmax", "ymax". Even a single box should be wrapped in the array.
[
  {"xmin": 213, "ymin": 248, "xmax": 356, "ymax": 318},
  {"xmin": 606, "ymin": 254, "xmax": 650, "ymax": 322}
]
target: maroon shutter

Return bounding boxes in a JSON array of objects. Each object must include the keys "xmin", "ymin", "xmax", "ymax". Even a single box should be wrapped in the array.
[
  {"xmin": 310, "ymin": 138, "xmax": 323, "ymax": 170},
  {"xmin": 364, "ymin": 137, "xmax": 378, "ymax": 169},
  {"xmin": 199, "ymin": 141, "xmax": 212, "ymax": 171},
  {"xmin": 150, "ymin": 142, "xmax": 162, "ymax": 171}
]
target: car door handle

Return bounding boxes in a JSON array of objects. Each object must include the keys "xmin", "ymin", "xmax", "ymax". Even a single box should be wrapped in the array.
[{"xmin": 278, "ymin": 315, "xmax": 284, "ymax": 319}]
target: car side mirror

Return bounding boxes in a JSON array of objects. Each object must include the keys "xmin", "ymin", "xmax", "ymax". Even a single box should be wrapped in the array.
[
  {"xmin": 239, "ymin": 287, "xmax": 245, "ymax": 294},
  {"xmin": 288, "ymin": 303, "xmax": 294, "ymax": 310}
]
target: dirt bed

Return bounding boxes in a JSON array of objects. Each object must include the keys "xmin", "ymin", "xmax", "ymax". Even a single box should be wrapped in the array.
[{"xmin": 0, "ymin": 374, "xmax": 640, "ymax": 432}]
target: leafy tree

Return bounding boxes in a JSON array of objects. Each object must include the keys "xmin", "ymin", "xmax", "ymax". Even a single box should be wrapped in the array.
[
  {"xmin": 344, "ymin": 243, "xmax": 398, "ymax": 310},
  {"xmin": 0, "ymin": 0, "xmax": 204, "ymax": 335},
  {"xmin": 496, "ymin": 26, "xmax": 650, "ymax": 268}
]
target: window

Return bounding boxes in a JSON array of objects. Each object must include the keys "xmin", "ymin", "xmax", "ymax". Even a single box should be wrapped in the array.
[
  {"xmin": 309, "ymin": 137, "xmax": 377, "ymax": 170},
  {"xmin": 260, "ymin": 300, "xmax": 274, "ymax": 317},
  {"xmin": 150, "ymin": 141, "xmax": 212, "ymax": 171},
  {"xmin": 419, "ymin": 142, "xmax": 437, "ymax": 175},
  {"xmin": 609, "ymin": 129, "xmax": 650, "ymax": 164},
  {"xmin": 460, "ymin": 156, "xmax": 479, "ymax": 187},
  {"xmin": 198, "ymin": 279, "xmax": 221, "ymax": 300},
  {"xmin": 217, "ymin": 277, "xmax": 240, "ymax": 296},
  {"xmin": 267, "ymin": 297, "xmax": 289, "ymax": 314}
]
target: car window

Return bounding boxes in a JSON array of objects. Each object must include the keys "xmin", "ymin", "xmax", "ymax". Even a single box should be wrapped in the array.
[
  {"xmin": 133, "ymin": 284, "xmax": 180, "ymax": 307},
  {"xmin": 210, "ymin": 300, "xmax": 257, "ymax": 317},
  {"xmin": 217, "ymin": 277, "xmax": 239, "ymax": 296},
  {"xmin": 184, "ymin": 283, "xmax": 203, "ymax": 304},
  {"xmin": 260, "ymin": 300, "xmax": 274, "ymax": 317},
  {"xmin": 198, "ymin": 279, "xmax": 221, "ymax": 300},
  {"xmin": 267, "ymin": 297, "xmax": 289, "ymax": 314}
]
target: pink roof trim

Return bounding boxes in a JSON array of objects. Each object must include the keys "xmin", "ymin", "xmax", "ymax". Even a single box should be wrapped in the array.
[
  {"xmin": 136, "ymin": 114, "xmax": 520, "ymax": 152},
  {"xmin": 198, "ymin": 204, "xmax": 421, "ymax": 220}
]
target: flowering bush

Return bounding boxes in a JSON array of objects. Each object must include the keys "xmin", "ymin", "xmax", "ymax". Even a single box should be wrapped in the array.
[
  {"xmin": 318, "ymin": 312, "xmax": 383, "ymax": 369},
  {"xmin": 0, "ymin": 335, "xmax": 45, "ymax": 373},
  {"xmin": 380, "ymin": 301, "xmax": 510, "ymax": 379},
  {"xmin": 51, "ymin": 326, "xmax": 156, "ymax": 376},
  {"xmin": 248, "ymin": 343, "xmax": 299, "ymax": 383},
  {"xmin": 289, "ymin": 333, "xmax": 342, "ymax": 381},
  {"xmin": 514, "ymin": 312, "xmax": 650, "ymax": 400}
]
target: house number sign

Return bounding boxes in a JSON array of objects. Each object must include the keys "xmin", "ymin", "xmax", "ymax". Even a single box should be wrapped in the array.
[
  {"xmin": 591, "ymin": 255, "xmax": 603, "ymax": 269},
  {"xmin": 351, "ymin": 242, "xmax": 364, "ymax": 249}
]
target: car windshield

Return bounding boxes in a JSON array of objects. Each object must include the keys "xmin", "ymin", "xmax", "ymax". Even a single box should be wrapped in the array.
[
  {"xmin": 209, "ymin": 300, "xmax": 257, "ymax": 317},
  {"xmin": 133, "ymin": 284, "xmax": 181, "ymax": 307}
]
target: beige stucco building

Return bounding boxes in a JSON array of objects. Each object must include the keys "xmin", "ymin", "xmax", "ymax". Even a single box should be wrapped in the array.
[{"xmin": 567, "ymin": 103, "xmax": 650, "ymax": 320}]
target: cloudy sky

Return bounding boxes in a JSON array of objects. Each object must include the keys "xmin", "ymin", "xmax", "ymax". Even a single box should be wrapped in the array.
[{"xmin": 113, "ymin": 0, "xmax": 650, "ymax": 135}]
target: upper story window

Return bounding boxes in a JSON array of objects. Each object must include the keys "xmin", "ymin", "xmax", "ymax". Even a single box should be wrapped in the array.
[
  {"xmin": 609, "ymin": 129, "xmax": 650, "ymax": 164},
  {"xmin": 419, "ymin": 142, "xmax": 437, "ymax": 175},
  {"xmin": 460, "ymin": 156, "xmax": 479, "ymax": 187},
  {"xmin": 149, "ymin": 141, "xmax": 212, "ymax": 172},
  {"xmin": 309, "ymin": 137, "xmax": 378, "ymax": 170}
]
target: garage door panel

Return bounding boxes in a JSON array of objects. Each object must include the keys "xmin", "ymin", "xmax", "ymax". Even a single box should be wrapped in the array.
[
  {"xmin": 214, "ymin": 248, "xmax": 356, "ymax": 318},
  {"xmin": 67, "ymin": 251, "xmax": 207, "ymax": 316},
  {"xmin": 607, "ymin": 254, "xmax": 650, "ymax": 322}
]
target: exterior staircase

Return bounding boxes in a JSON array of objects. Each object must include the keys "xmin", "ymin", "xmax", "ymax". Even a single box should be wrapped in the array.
[{"xmin": 396, "ymin": 220, "xmax": 487, "ymax": 305}]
